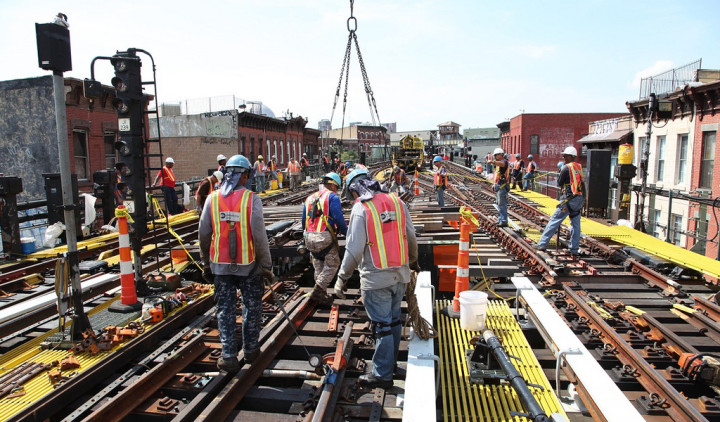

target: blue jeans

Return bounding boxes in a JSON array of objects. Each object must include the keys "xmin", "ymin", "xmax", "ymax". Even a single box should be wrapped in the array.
[
  {"xmin": 254, "ymin": 175, "xmax": 266, "ymax": 193},
  {"xmin": 485, "ymin": 164, "xmax": 492, "ymax": 174},
  {"xmin": 522, "ymin": 172, "xmax": 535, "ymax": 191},
  {"xmin": 495, "ymin": 184, "xmax": 509, "ymax": 224},
  {"xmin": 436, "ymin": 186, "xmax": 445, "ymax": 207},
  {"xmin": 361, "ymin": 282, "xmax": 405, "ymax": 381},
  {"xmin": 537, "ymin": 195, "xmax": 583, "ymax": 253},
  {"xmin": 161, "ymin": 185, "xmax": 181, "ymax": 214},
  {"xmin": 214, "ymin": 274, "xmax": 264, "ymax": 358}
]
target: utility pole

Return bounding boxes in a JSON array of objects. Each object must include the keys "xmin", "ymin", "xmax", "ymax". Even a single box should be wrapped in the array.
[
  {"xmin": 635, "ymin": 93, "xmax": 656, "ymax": 233},
  {"xmin": 36, "ymin": 15, "xmax": 92, "ymax": 337}
]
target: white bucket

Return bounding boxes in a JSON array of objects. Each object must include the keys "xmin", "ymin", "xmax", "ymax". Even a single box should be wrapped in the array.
[{"xmin": 459, "ymin": 290, "xmax": 488, "ymax": 331}]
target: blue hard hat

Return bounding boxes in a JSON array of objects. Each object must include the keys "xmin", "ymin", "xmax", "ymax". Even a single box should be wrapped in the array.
[
  {"xmin": 345, "ymin": 161, "xmax": 351, "ymax": 166},
  {"xmin": 515, "ymin": 154, "xmax": 521, "ymax": 158},
  {"xmin": 323, "ymin": 172, "xmax": 342, "ymax": 187},
  {"xmin": 557, "ymin": 161, "xmax": 564, "ymax": 170},
  {"xmin": 433, "ymin": 156, "xmax": 442, "ymax": 162},
  {"xmin": 527, "ymin": 154, "xmax": 533, "ymax": 159},
  {"xmin": 226, "ymin": 154, "xmax": 251, "ymax": 172},
  {"xmin": 344, "ymin": 168, "xmax": 369, "ymax": 200}
]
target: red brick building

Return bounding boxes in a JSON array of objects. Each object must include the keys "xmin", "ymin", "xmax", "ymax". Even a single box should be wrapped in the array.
[{"xmin": 499, "ymin": 113, "xmax": 627, "ymax": 171}]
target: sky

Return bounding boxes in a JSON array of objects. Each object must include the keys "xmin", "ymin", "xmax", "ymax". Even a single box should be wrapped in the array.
[{"xmin": 2, "ymin": 0, "xmax": 720, "ymax": 132}]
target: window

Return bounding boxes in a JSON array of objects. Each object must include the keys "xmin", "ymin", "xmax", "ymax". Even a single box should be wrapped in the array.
[
  {"xmin": 610, "ymin": 149, "xmax": 618, "ymax": 179},
  {"xmin": 280, "ymin": 141, "xmax": 284, "ymax": 164},
  {"xmin": 530, "ymin": 135, "xmax": 539, "ymax": 154},
  {"xmin": 655, "ymin": 136, "xmax": 665, "ymax": 181},
  {"xmin": 652, "ymin": 209, "xmax": 662, "ymax": 239},
  {"xmin": 73, "ymin": 131, "xmax": 89, "ymax": 180},
  {"xmin": 267, "ymin": 139, "xmax": 271, "ymax": 158},
  {"xmin": 240, "ymin": 135, "xmax": 246, "ymax": 155},
  {"xmin": 274, "ymin": 140, "xmax": 277, "ymax": 159},
  {"xmin": 104, "ymin": 132, "xmax": 117, "ymax": 170},
  {"xmin": 677, "ymin": 134, "xmax": 688, "ymax": 184},
  {"xmin": 700, "ymin": 131, "xmax": 716, "ymax": 189},
  {"xmin": 672, "ymin": 214, "xmax": 683, "ymax": 246},
  {"xmin": 249, "ymin": 136, "xmax": 255, "ymax": 160}
]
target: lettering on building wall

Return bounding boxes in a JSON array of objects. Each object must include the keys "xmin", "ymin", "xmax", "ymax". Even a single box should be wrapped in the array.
[
  {"xmin": 539, "ymin": 128, "xmax": 575, "ymax": 159},
  {"xmin": 205, "ymin": 119, "xmax": 233, "ymax": 137}
]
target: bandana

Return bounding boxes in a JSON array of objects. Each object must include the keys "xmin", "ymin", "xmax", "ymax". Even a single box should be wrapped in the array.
[
  {"xmin": 220, "ymin": 168, "xmax": 252, "ymax": 197},
  {"xmin": 349, "ymin": 178, "xmax": 387, "ymax": 202}
]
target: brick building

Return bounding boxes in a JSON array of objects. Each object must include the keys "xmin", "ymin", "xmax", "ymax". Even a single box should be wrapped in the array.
[
  {"xmin": 498, "ymin": 113, "xmax": 628, "ymax": 172},
  {"xmin": 323, "ymin": 124, "xmax": 388, "ymax": 154},
  {"xmin": 0, "ymin": 76, "xmax": 121, "ymax": 200},
  {"xmin": 150, "ymin": 110, "xmax": 318, "ymax": 182}
]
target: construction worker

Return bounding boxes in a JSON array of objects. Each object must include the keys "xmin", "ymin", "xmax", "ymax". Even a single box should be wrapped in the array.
[
  {"xmin": 533, "ymin": 146, "xmax": 584, "ymax": 256},
  {"xmin": 198, "ymin": 154, "xmax": 273, "ymax": 372},
  {"xmin": 300, "ymin": 153, "xmax": 310, "ymax": 179},
  {"xmin": 389, "ymin": 166, "xmax": 408, "ymax": 193},
  {"xmin": 334, "ymin": 168, "xmax": 419, "ymax": 389},
  {"xmin": 323, "ymin": 154, "xmax": 331, "ymax": 172},
  {"xmin": 195, "ymin": 170, "xmax": 223, "ymax": 214},
  {"xmin": 217, "ymin": 154, "xmax": 227, "ymax": 175},
  {"xmin": 473, "ymin": 158, "xmax": 483, "ymax": 175},
  {"xmin": 511, "ymin": 153, "xmax": 524, "ymax": 190},
  {"xmin": 492, "ymin": 148, "xmax": 510, "ymax": 227},
  {"xmin": 302, "ymin": 172, "xmax": 347, "ymax": 305},
  {"xmin": 268, "ymin": 156, "xmax": 278, "ymax": 189},
  {"xmin": 288, "ymin": 157, "xmax": 301, "ymax": 191},
  {"xmin": 433, "ymin": 156, "xmax": 448, "ymax": 207},
  {"xmin": 522, "ymin": 154, "xmax": 537, "ymax": 191},
  {"xmin": 152, "ymin": 157, "xmax": 182, "ymax": 215},
  {"xmin": 485, "ymin": 152, "xmax": 493, "ymax": 175},
  {"xmin": 253, "ymin": 155, "xmax": 267, "ymax": 193}
]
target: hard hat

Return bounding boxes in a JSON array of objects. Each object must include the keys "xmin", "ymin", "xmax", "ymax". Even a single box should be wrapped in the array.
[
  {"xmin": 527, "ymin": 154, "xmax": 533, "ymax": 159},
  {"xmin": 217, "ymin": 154, "xmax": 227, "ymax": 162},
  {"xmin": 165, "ymin": 157, "xmax": 174, "ymax": 164},
  {"xmin": 344, "ymin": 168, "xmax": 369, "ymax": 200},
  {"xmin": 504, "ymin": 153, "xmax": 510, "ymax": 160},
  {"xmin": 562, "ymin": 146, "xmax": 578, "ymax": 156},
  {"xmin": 557, "ymin": 161, "xmax": 564, "ymax": 170},
  {"xmin": 272, "ymin": 155, "xmax": 277, "ymax": 159},
  {"xmin": 212, "ymin": 170, "xmax": 223, "ymax": 181},
  {"xmin": 345, "ymin": 161, "xmax": 351, "ymax": 166},
  {"xmin": 515, "ymin": 153, "xmax": 521, "ymax": 158},
  {"xmin": 493, "ymin": 147, "xmax": 504, "ymax": 155},
  {"xmin": 323, "ymin": 172, "xmax": 342, "ymax": 187},
  {"xmin": 433, "ymin": 156, "xmax": 443, "ymax": 162},
  {"xmin": 257, "ymin": 155, "xmax": 263, "ymax": 160},
  {"xmin": 226, "ymin": 154, "xmax": 251, "ymax": 172},
  {"xmin": 303, "ymin": 153, "xmax": 307, "ymax": 156},
  {"xmin": 393, "ymin": 166, "xmax": 400, "ymax": 172}
]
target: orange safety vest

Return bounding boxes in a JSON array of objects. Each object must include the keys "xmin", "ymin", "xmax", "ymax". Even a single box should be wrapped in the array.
[
  {"xmin": 158, "ymin": 166, "xmax": 176, "ymax": 188},
  {"xmin": 526, "ymin": 161, "xmax": 536, "ymax": 173},
  {"xmin": 338, "ymin": 164, "xmax": 347, "ymax": 176},
  {"xmin": 485, "ymin": 153, "xmax": 493, "ymax": 163},
  {"xmin": 195, "ymin": 176, "xmax": 214, "ymax": 203},
  {"xmin": 566, "ymin": 162, "xmax": 583, "ymax": 195},
  {"xmin": 513, "ymin": 161, "xmax": 522, "ymax": 170},
  {"xmin": 268, "ymin": 161, "xmax": 277, "ymax": 171},
  {"xmin": 288, "ymin": 161, "xmax": 299, "ymax": 173},
  {"xmin": 474, "ymin": 162, "xmax": 483, "ymax": 173},
  {"xmin": 304, "ymin": 190, "xmax": 332, "ymax": 232},
  {"xmin": 433, "ymin": 169, "xmax": 447, "ymax": 187},
  {"xmin": 494, "ymin": 161, "xmax": 510, "ymax": 184},
  {"xmin": 255, "ymin": 161, "xmax": 266, "ymax": 172},
  {"xmin": 394, "ymin": 170, "xmax": 406, "ymax": 184},
  {"xmin": 209, "ymin": 189, "xmax": 255, "ymax": 265},
  {"xmin": 323, "ymin": 156, "xmax": 330, "ymax": 164},
  {"xmin": 361, "ymin": 193, "xmax": 408, "ymax": 269}
]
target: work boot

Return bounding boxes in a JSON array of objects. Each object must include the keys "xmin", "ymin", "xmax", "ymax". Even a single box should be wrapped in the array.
[
  {"xmin": 532, "ymin": 244, "xmax": 547, "ymax": 252},
  {"xmin": 358, "ymin": 373, "xmax": 393, "ymax": 389},
  {"xmin": 309, "ymin": 285, "xmax": 333, "ymax": 306},
  {"xmin": 217, "ymin": 356, "xmax": 240, "ymax": 373},
  {"xmin": 244, "ymin": 349, "xmax": 260, "ymax": 365}
]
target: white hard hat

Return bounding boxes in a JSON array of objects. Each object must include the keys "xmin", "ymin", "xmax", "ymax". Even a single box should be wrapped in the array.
[
  {"xmin": 303, "ymin": 152, "xmax": 307, "ymax": 156},
  {"xmin": 165, "ymin": 157, "xmax": 174, "ymax": 164},
  {"xmin": 562, "ymin": 146, "xmax": 578, "ymax": 156},
  {"xmin": 217, "ymin": 154, "xmax": 227, "ymax": 162},
  {"xmin": 493, "ymin": 147, "xmax": 504, "ymax": 155},
  {"xmin": 212, "ymin": 170, "xmax": 223, "ymax": 181}
]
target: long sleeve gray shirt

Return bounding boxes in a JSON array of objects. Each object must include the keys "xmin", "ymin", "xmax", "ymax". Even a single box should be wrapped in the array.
[
  {"xmin": 337, "ymin": 197, "xmax": 418, "ymax": 290},
  {"xmin": 198, "ymin": 188, "xmax": 272, "ymax": 275}
]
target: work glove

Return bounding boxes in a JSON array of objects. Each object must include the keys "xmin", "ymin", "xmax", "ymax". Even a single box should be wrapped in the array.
[
  {"xmin": 409, "ymin": 261, "xmax": 421, "ymax": 272},
  {"xmin": 334, "ymin": 277, "xmax": 348, "ymax": 300},
  {"xmin": 202, "ymin": 265, "xmax": 214, "ymax": 284},
  {"xmin": 259, "ymin": 267, "xmax": 275, "ymax": 287}
]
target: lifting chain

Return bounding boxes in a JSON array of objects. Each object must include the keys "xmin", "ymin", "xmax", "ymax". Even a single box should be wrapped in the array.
[{"xmin": 329, "ymin": 0, "xmax": 381, "ymax": 141}]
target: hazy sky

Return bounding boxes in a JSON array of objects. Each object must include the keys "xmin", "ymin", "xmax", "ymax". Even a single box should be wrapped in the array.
[{"xmin": 2, "ymin": 0, "xmax": 719, "ymax": 132}]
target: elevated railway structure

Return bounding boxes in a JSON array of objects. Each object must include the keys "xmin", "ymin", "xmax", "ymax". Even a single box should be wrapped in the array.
[{"xmin": 0, "ymin": 160, "xmax": 718, "ymax": 421}]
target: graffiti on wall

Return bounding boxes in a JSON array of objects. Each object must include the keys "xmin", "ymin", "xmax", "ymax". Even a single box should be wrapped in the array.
[{"xmin": 539, "ymin": 128, "xmax": 575, "ymax": 159}]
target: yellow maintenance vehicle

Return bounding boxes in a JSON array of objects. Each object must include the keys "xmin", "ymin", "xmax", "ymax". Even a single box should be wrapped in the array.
[{"xmin": 392, "ymin": 135, "xmax": 425, "ymax": 172}]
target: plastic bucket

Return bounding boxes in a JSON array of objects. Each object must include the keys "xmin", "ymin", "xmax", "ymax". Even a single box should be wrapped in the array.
[
  {"xmin": 458, "ymin": 290, "xmax": 488, "ymax": 331},
  {"xmin": 270, "ymin": 180, "xmax": 278, "ymax": 190},
  {"xmin": 21, "ymin": 237, "xmax": 36, "ymax": 254}
]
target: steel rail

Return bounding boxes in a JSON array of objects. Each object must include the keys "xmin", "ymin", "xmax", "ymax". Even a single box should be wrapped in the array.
[
  {"xmin": 694, "ymin": 295, "xmax": 720, "ymax": 322},
  {"xmin": 562, "ymin": 285, "xmax": 709, "ymax": 422}
]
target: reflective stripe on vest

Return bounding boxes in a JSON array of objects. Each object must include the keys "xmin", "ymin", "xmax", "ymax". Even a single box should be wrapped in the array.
[
  {"xmin": 304, "ymin": 190, "xmax": 332, "ymax": 232},
  {"xmin": 269, "ymin": 162, "xmax": 277, "ymax": 171},
  {"xmin": 288, "ymin": 162, "xmax": 299, "ymax": 172},
  {"xmin": 494, "ymin": 162, "xmax": 510, "ymax": 184},
  {"xmin": 195, "ymin": 176, "xmax": 214, "ymax": 203},
  {"xmin": 475, "ymin": 163, "xmax": 483, "ymax": 172},
  {"xmin": 164, "ymin": 166, "xmax": 175, "ymax": 182},
  {"xmin": 566, "ymin": 162, "xmax": 583, "ymax": 195},
  {"xmin": 362, "ymin": 193, "xmax": 408, "ymax": 269},
  {"xmin": 394, "ymin": 170, "xmax": 405, "ymax": 183},
  {"xmin": 209, "ymin": 189, "xmax": 255, "ymax": 264},
  {"xmin": 433, "ymin": 169, "xmax": 447, "ymax": 186},
  {"xmin": 513, "ymin": 161, "xmax": 522, "ymax": 170},
  {"xmin": 526, "ymin": 161, "xmax": 535, "ymax": 173}
]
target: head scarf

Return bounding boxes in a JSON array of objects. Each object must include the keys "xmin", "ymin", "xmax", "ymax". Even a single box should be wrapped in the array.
[
  {"xmin": 348, "ymin": 178, "xmax": 387, "ymax": 202},
  {"xmin": 220, "ymin": 168, "xmax": 251, "ymax": 197}
]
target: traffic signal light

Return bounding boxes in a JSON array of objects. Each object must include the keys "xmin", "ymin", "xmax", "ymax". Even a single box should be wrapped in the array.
[{"xmin": 111, "ymin": 50, "xmax": 147, "ymax": 235}]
